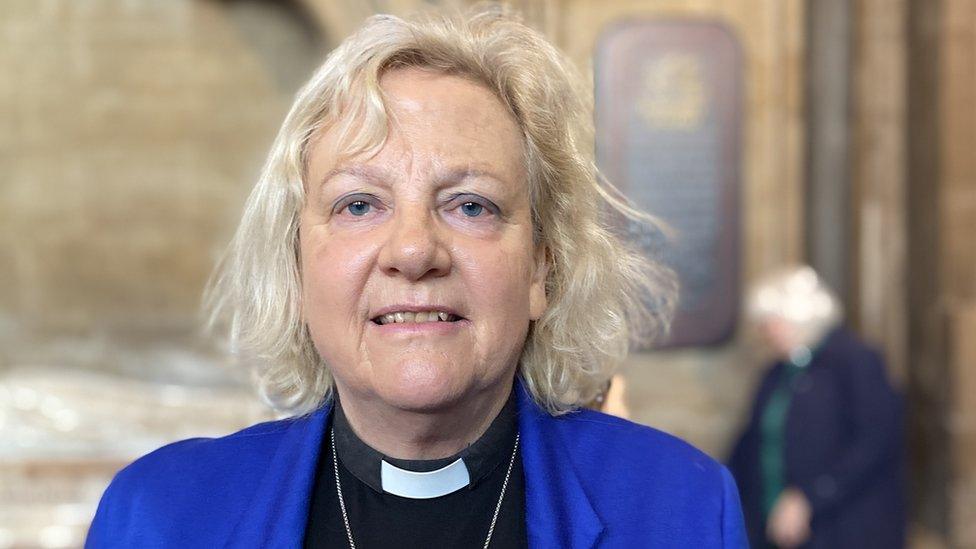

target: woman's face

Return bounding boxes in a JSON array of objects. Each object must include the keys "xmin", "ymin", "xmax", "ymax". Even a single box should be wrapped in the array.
[
  {"xmin": 757, "ymin": 316, "xmax": 800, "ymax": 357},
  {"xmin": 301, "ymin": 68, "xmax": 547, "ymax": 414}
]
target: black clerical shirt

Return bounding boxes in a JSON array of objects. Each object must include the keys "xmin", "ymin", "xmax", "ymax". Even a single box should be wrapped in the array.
[{"xmin": 302, "ymin": 393, "xmax": 527, "ymax": 548}]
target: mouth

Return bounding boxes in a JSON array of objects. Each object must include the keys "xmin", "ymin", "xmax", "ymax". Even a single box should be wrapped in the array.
[{"xmin": 370, "ymin": 310, "xmax": 465, "ymax": 326}]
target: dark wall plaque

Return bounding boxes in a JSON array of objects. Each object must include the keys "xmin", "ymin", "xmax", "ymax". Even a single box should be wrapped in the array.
[{"xmin": 595, "ymin": 20, "xmax": 742, "ymax": 348}]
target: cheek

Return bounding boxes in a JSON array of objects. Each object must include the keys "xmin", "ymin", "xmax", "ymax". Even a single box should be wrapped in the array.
[
  {"xmin": 300, "ymin": 229, "xmax": 375, "ymax": 325},
  {"xmin": 457, "ymin": 242, "xmax": 536, "ymax": 321}
]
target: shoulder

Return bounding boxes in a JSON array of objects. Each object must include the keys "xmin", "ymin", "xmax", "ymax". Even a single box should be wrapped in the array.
[
  {"xmin": 116, "ymin": 415, "xmax": 296, "ymax": 486},
  {"xmin": 549, "ymin": 408, "xmax": 728, "ymax": 486},
  {"xmin": 820, "ymin": 327, "xmax": 882, "ymax": 363},
  {"xmin": 541, "ymin": 409, "xmax": 746, "ymax": 546},
  {"xmin": 815, "ymin": 328, "xmax": 893, "ymax": 387},
  {"xmin": 548, "ymin": 407, "xmax": 709, "ymax": 461},
  {"xmin": 87, "ymin": 414, "xmax": 312, "ymax": 547}
]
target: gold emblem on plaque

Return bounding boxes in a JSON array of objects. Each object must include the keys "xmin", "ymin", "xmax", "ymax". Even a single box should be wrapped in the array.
[{"xmin": 637, "ymin": 53, "xmax": 706, "ymax": 131}]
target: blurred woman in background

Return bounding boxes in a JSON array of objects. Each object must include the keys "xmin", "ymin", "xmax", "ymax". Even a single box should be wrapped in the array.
[{"xmin": 729, "ymin": 266, "xmax": 905, "ymax": 548}]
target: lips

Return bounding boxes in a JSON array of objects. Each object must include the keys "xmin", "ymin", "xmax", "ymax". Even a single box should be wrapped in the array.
[
  {"xmin": 370, "ymin": 305, "xmax": 466, "ymax": 325},
  {"xmin": 373, "ymin": 311, "xmax": 462, "ymax": 325}
]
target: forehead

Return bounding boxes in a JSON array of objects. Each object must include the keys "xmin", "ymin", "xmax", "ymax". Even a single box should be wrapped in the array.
[
  {"xmin": 380, "ymin": 67, "xmax": 516, "ymax": 136},
  {"xmin": 307, "ymin": 68, "xmax": 528, "ymax": 189}
]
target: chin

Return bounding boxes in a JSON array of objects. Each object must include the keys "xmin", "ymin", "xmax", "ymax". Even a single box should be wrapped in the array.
[{"xmin": 373, "ymin": 361, "xmax": 471, "ymax": 412}]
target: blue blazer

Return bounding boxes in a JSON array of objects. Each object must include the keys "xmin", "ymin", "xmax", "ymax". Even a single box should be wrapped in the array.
[{"xmin": 88, "ymin": 383, "xmax": 746, "ymax": 548}]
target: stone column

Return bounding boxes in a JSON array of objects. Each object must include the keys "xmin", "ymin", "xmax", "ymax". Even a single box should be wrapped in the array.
[
  {"xmin": 907, "ymin": 0, "xmax": 976, "ymax": 545},
  {"xmin": 940, "ymin": 1, "xmax": 976, "ymax": 545},
  {"xmin": 906, "ymin": 0, "xmax": 949, "ymax": 543},
  {"xmin": 805, "ymin": 0, "xmax": 852, "ymax": 304},
  {"xmin": 850, "ymin": 0, "xmax": 909, "ymax": 385}
]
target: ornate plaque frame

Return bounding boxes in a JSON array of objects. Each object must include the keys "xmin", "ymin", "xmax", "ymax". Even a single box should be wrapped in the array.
[{"xmin": 595, "ymin": 20, "xmax": 743, "ymax": 348}]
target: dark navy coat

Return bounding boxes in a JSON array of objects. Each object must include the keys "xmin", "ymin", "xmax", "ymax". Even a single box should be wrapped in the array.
[
  {"xmin": 728, "ymin": 328, "xmax": 906, "ymax": 548},
  {"xmin": 88, "ymin": 381, "xmax": 747, "ymax": 548}
]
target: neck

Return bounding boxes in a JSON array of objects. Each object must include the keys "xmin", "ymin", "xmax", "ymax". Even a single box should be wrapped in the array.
[{"xmin": 334, "ymin": 381, "xmax": 515, "ymax": 460}]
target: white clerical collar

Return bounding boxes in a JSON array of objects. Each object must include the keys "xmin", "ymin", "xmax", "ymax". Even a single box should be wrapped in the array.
[
  {"xmin": 380, "ymin": 457, "xmax": 471, "ymax": 499},
  {"xmin": 330, "ymin": 390, "xmax": 518, "ymax": 500}
]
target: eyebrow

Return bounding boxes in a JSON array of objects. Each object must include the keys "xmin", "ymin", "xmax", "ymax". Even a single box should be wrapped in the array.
[
  {"xmin": 319, "ymin": 164, "xmax": 391, "ymax": 189},
  {"xmin": 433, "ymin": 167, "xmax": 510, "ymax": 188},
  {"xmin": 319, "ymin": 164, "xmax": 511, "ymax": 190}
]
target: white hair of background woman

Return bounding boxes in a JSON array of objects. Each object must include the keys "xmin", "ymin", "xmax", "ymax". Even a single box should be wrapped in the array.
[{"xmin": 746, "ymin": 265, "xmax": 843, "ymax": 349}]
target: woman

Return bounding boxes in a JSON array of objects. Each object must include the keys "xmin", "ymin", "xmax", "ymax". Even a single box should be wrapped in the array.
[
  {"xmin": 728, "ymin": 266, "xmax": 905, "ymax": 548},
  {"xmin": 87, "ymin": 8, "xmax": 746, "ymax": 548}
]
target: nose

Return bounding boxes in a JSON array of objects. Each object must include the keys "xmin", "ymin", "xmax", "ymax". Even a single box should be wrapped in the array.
[{"xmin": 377, "ymin": 203, "xmax": 451, "ymax": 281}]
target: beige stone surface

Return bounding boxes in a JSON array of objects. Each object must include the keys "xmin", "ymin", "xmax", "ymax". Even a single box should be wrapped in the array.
[
  {"xmin": 850, "ymin": 0, "xmax": 908, "ymax": 385},
  {"xmin": 952, "ymin": 306, "xmax": 976, "ymax": 548},
  {"xmin": 0, "ymin": 3, "xmax": 316, "ymax": 543},
  {"xmin": 941, "ymin": 2, "xmax": 976, "ymax": 546},
  {"xmin": 0, "ymin": 366, "xmax": 274, "ymax": 548},
  {"xmin": 0, "ymin": 0, "xmax": 314, "ymax": 336},
  {"xmin": 941, "ymin": 0, "xmax": 976, "ymax": 304}
]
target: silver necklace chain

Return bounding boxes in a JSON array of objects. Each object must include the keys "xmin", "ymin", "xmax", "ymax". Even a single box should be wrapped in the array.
[{"xmin": 330, "ymin": 428, "xmax": 521, "ymax": 549}]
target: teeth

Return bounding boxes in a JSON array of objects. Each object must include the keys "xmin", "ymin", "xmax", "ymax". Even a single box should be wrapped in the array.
[{"xmin": 377, "ymin": 311, "xmax": 457, "ymax": 325}]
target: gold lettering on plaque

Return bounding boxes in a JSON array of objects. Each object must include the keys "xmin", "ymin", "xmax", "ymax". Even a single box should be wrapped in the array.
[{"xmin": 637, "ymin": 54, "xmax": 706, "ymax": 131}]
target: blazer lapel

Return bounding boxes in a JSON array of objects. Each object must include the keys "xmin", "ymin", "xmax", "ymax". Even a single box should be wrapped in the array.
[
  {"xmin": 517, "ymin": 385, "xmax": 605, "ymax": 549},
  {"xmin": 223, "ymin": 404, "xmax": 331, "ymax": 549},
  {"xmin": 221, "ymin": 385, "xmax": 605, "ymax": 549}
]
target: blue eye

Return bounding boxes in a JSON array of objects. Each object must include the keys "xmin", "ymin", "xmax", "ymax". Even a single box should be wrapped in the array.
[
  {"xmin": 460, "ymin": 202, "xmax": 484, "ymax": 217},
  {"xmin": 346, "ymin": 201, "xmax": 371, "ymax": 216}
]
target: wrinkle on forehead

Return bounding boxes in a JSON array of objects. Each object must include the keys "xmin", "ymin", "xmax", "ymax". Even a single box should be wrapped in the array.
[{"xmin": 307, "ymin": 68, "xmax": 530, "ymax": 198}]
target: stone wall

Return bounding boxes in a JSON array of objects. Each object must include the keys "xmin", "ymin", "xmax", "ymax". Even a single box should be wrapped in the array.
[
  {"xmin": 0, "ymin": 2, "xmax": 319, "ymax": 544},
  {"xmin": 0, "ymin": 0, "xmax": 321, "ymax": 378},
  {"xmin": 6, "ymin": 1, "xmax": 975, "ymax": 547}
]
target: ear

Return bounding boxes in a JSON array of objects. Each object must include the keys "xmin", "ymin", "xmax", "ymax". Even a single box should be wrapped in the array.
[{"xmin": 528, "ymin": 245, "xmax": 549, "ymax": 321}]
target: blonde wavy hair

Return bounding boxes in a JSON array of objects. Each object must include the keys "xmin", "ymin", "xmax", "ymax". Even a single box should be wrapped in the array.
[{"xmin": 205, "ymin": 6, "xmax": 677, "ymax": 416}]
